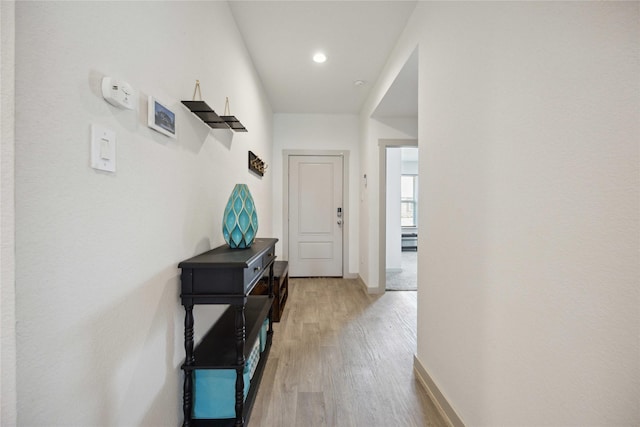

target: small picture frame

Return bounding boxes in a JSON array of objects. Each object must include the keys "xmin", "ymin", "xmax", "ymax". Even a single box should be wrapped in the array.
[{"xmin": 148, "ymin": 96, "xmax": 177, "ymax": 138}]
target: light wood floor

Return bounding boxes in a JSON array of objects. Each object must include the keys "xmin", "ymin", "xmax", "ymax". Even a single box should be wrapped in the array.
[{"xmin": 249, "ymin": 277, "xmax": 448, "ymax": 427}]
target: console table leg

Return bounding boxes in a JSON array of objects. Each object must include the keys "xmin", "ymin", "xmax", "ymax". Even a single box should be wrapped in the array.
[
  {"xmin": 183, "ymin": 304, "xmax": 194, "ymax": 427},
  {"xmin": 268, "ymin": 263, "xmax": 274, "ymax": 334},
  {"xmin": 234, "ymin": 304, "xmax": 246, "ymax": 426}
]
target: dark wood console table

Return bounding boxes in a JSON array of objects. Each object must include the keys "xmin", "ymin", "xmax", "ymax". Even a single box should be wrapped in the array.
[
  {"xmin": 250, "ymin": 260, "xmax": 288, "ymax": 322},
  {"xmin": 178, "ymin": 238, "xmax": 278, "ymax": 427}
]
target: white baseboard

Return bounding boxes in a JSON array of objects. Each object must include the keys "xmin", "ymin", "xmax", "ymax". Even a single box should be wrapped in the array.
[
  {"xmin": 343, "ymin": 272, "xmax": 358, "ymax": 279},
  {"xmin": 355, "ymin": 275, "xmax": 368, "ymax": 292},
  {"xmin": 413, "ymin": 355, "xmax": 465, "ymax": 427},
  {"xmin": 355, "ymin": 274, "xmax": 385, "ymax": 294},
  {"xmin": 370, "ymin": 286, "xmax": 385, "ymax": 294}
]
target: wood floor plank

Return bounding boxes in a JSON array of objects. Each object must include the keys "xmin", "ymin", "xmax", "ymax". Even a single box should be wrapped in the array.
[
  {"xmin": 294, "ymin": 392, "xmax": 328, "ymax": 426},
  {"xmin": 251, "ymin": 278, "xmax": 449, "ymax": 427}
]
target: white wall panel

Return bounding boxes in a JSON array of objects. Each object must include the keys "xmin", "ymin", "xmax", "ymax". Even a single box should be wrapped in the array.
[
  {"xmin": 273, "ymin": 114, "xmax": 359, "ymax": 276},
  {"xmin": 362, "ymin": 1, "xmax": 639, "ymax": 425},
  {"xmin": 14, "ymin": 2, "xmax": 273, "ymax": 425}
]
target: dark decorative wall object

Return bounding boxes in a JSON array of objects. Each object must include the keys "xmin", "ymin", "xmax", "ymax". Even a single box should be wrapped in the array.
[
  {"xmin": 182, "ymin": 81, "xmax": 247, "ymax": 132},
  {"xmin": 248, "ymin": 151, "xmax": 267, "ymax": 176}
]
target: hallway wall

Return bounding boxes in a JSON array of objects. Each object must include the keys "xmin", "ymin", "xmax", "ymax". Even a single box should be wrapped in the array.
[
  {"xmin": 362, "ymin": 2, "xmax": 639, "ymax": 425},
  {"xmin": 386, "ymin": 148, "xmax": 402, "ymax": 271},
  {"xmin": 272, "ymin": 113, "xmax": 360, "ymax": 276},
  {"xmin": 1, "ymin": 1, "xmax": 17, "ymax": 424},
  {"xmin": 13, "ymin": 2, "xmax": 273, "ymax": 425}
]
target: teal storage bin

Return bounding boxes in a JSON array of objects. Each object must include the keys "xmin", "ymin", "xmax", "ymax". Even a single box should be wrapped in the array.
[
  {"xmin": 193, "ymin": 367, "xmax": 250, "ymax": 419},
  {"xmin": 247, "ymin": 339, "xmax": 260, "ymax": 379},
  {"xmin": 259, "ymin": 318, "xmax": 268, "ymax": 352},
  {"xmin": 193, "ymin": 340, "xmax": 260, "ymax": 419}
]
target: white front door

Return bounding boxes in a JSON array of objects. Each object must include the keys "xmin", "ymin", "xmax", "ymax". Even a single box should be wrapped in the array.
[{"xmin": 288, "ymin": 155, "xmax": 343, "ymax": 277}]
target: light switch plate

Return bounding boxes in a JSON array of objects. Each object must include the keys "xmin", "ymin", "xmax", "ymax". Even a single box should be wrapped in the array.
[{"xmin": 91, "ymin": 124, "xmax": 116, "ymax": 172}]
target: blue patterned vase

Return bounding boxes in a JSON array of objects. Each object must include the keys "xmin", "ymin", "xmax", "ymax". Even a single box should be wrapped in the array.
[{"xmin": 222, "ymin": 184, "xmax": 258, "ymax": 249}]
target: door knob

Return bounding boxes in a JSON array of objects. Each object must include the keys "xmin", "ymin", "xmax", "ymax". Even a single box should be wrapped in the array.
[{"xmin": 337, "ymin": 220, "xmax": 342, "ymax": 226}]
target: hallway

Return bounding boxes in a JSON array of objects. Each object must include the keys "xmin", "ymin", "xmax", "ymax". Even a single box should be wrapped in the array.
[{"xmin": 250, "ymin": 278, "xmax": 446, "ymax": 426}]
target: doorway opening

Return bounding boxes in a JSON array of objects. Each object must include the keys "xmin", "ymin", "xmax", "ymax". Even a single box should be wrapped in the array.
[{"xmin": 378, "ymin": 141, "xmax": 418, "ymax": 292}]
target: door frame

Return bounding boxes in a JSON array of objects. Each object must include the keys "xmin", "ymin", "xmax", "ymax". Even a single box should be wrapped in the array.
[
  {"xmin": 378, "ymin": 139, "xmax": 418, "ymax": 293},
  {"xmin": 283, "ymin": 149, "xmax": 351, "ymax": 277}
]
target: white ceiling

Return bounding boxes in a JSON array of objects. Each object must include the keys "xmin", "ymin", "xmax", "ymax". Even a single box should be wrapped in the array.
[{"xmin": 228, "ymin": 0, "xmax": 417, "ymax": 115}]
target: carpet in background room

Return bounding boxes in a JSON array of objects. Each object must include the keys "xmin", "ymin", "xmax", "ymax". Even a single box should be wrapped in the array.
[{"xmin": 386, "ymin": 250, "xmax": 417, "ymax": 291}]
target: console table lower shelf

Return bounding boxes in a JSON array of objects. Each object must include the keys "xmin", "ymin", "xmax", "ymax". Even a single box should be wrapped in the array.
[
  {"xmin": 182, "ymin": 296, "xmax": 273, "ymax": 426},
  {"xmin": 186, "ymin": 337, "xmax": 272, "ymax": 427}
]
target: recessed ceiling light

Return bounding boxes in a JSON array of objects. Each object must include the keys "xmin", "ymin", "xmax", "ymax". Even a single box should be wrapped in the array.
[{"xmin": 313, "ymin": 52, "xmax": 327, "ymax": 63}]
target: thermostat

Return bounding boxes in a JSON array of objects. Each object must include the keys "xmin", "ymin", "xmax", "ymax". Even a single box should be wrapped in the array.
[{"xmin": 101, "ymin": 77, "xmax": 136, "ymax": 110}]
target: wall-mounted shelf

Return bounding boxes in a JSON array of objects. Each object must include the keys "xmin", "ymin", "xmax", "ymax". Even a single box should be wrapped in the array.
[
  {"xmin": 181, "ymin": 100, "xmax": 228, "ymax": 129},
  {"xmin": 221, "ymin": 115, "xmax": 248, "ymax": 132},
  {"xmin": 181, "ymin": 100, "xmax": 247, "ymax": 132}
]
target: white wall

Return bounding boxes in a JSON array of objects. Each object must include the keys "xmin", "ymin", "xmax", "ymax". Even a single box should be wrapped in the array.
[
  {"xmin": 401, "ymin": 149, "xmax": 419, "ymax": 233},
  {"xmin": 363, "ymin": 2, "xmax": 640, "ymax": 425},
  {"xmin": 14, "ymin": 2, "xmax": 273, "ymax": 425},
  {"xmin": 358, "ymin": 117, "xmax": 417, "ymax": 288},
  {"xmin": 401, "ymin": 162, "xmax": 418, "ymax": 176},
  {"xmin": 385, "ymin": 148, "xmax": 402, "ymax": 270},
  {"xmin": 272, "ymin": 113, "xmax": 359, "ymax": 276},
  {"xmin": 1, "ymin": 1, "xmax": 17, "ymax": 424}
]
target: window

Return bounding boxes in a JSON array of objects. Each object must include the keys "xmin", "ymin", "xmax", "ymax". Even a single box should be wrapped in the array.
[{"xmin": 401, "ymin": 175, "xmax": 418, "ymax": 227}]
